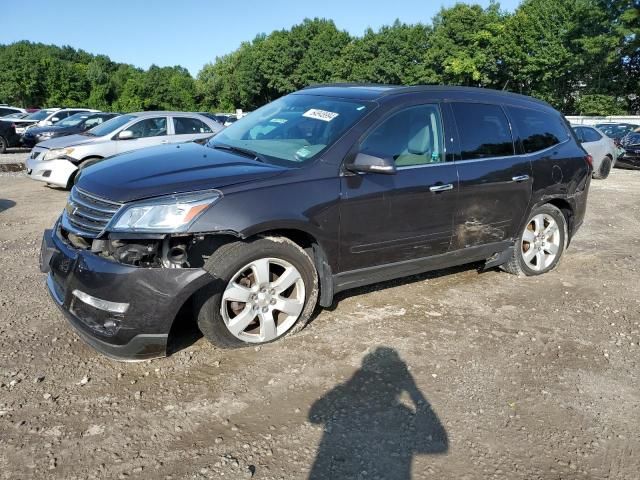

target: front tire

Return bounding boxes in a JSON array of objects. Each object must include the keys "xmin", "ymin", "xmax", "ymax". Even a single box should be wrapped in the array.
[
  {"xmin": 593, "ymin": 156, "xmax": 612, "ymax": 180},
  {"xmin": 195, "ymin": 236, "xmax": 318, "ymax": 349},
  {"xmin": 502, "ymin": 204, "xmax": 567, "ymax": 276}
]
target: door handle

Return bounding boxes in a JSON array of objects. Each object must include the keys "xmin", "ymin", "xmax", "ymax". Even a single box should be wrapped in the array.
[
  {"xmin": 429, "ymin": 183, "xmax": 454, "ymax": 193},
  {"xmin": 160, "ymin": 140, "xmax": 170, "ymax": 144},
  {"xmin": 512, "ymin": 175, "xmax": 530, "ymax": 182}
]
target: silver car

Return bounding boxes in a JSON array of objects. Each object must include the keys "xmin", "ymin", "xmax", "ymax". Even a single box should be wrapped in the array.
[
  {"xmin": 25, "ymin": 111, "xmax": 223, "ymax": 188},
  {"xmin": 572, "ymin": 125, "xmax": 618, "ymax": 179}
]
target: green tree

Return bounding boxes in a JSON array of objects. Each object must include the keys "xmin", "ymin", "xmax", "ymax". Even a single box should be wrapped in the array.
[
  {"xmin": 2, "ymin": 3, "xmax": 639, "ymax": 115},
  {"xmin": 575, "ymin": 94, "xmax": 628, "ymax": 115},
  {"xmin": 427, "ymin": 3, "xmax": 507, "ymax": 87},
  {"xmin": 337, "ymin": 21, "xmax": 432, "ymax": 84}
]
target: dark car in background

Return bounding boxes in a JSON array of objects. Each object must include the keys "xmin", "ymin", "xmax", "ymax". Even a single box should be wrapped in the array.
[
  {"xmin": 21, "ymin": 112, "xmax": 120, "ymax": 148},
  {"xmin": 200, "ymin": 112, "xmax": 241, "ymax": 126},
  {"xmin": 595, "ymin": 123, "xmax": 639, "ymax": 143},
  {"xmin": 0, "ymin": 120, "xmax": 22, "ymax": 153},
  {"xmin": 9, "ymin": 108, "xmax": 98, "ymax": 135},
  {"xmin": 0, "ymin": 105, "xmax": 26, "ymax": 117},
  {"xmin": 40, "ymin": 84, "xmax": 591, "ymax": 360},
  {"xmin": 618, "ymin": 133, "xmax": 640, "ymax": 169},
  {"xmin": 2, "ymin": 112, "xmax": 31, "ymax": 120}
]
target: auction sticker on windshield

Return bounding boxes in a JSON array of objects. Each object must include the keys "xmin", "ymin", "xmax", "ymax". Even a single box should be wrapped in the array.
[{"xmin": 303, "ymin": 109, "xmax": 340, "ymax": 122}]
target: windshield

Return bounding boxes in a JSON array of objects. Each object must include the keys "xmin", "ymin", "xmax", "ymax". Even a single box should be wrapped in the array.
[
  {"xmin": 596, "ymin": 124, "xmax": 638, "ymax": 139},
  {"xmin": 58, "ymin": 113, "xmax": 91, "ymax": 127},
  {"xmin": 87, "ymin": 114, "xmax": 135, "ymax": 136},
  {"xmin": 26, "ymin": 110, "xmax": 55, "ymax": 121},
  {"xmin": 207, "ymin": 94, "xmax": 372, "ymax": 165},
  {"xmin": 622, "ymin": 133, "xmax": 640, "ymax": 145}
]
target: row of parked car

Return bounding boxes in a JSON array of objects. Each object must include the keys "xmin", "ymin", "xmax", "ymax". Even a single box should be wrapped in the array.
[
  {"xmin": 0, "ymin": 106, "xmax": 247, "ymax": 188},
  {"xmin": 571, "ymin": 122, "xmax": 640, "ymax": 177},
  {"xmin": 0, "ymin": 105, "xmax": 240, "ymax": 152}
]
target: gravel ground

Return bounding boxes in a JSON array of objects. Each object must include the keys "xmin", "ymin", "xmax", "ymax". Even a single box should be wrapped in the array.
[
  {"xmin": 0, "ymin": 148, "xmax": 28, "ymax": 165},
  {"xmin": 0, "ymin": 161, "xmax": 639, "ymax": 480}
]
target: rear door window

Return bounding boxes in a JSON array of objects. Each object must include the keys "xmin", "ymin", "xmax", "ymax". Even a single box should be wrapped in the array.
[
  {"xmin": 582, "ymin": 128, "xmax": 602, "ymax": 143},
  {"xmin": 173, "ymin": 117, "xmax": 213, "ymax": 135},
  {"xmin": 451, "ymin": 103, "xmax": 514, "ymax": 160},
  {"xmin": 507, "ymin": 106, "xmax": 570, "ymax": 153}
]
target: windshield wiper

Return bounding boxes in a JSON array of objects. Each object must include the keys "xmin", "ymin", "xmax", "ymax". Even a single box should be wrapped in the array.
[{"xmin": 212, "ymin": 143, "xmax": 266, "ymax": 163}]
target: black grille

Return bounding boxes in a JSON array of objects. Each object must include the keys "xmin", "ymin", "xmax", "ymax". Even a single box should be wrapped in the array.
[{"xmin": 62, "ymin": 187, "xmax": 122, "ymax": 238}]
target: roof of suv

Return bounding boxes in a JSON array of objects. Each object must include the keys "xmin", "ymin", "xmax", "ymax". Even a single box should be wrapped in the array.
[{"xmin": 298, "ymin": 83, "xmax": 553, "ymax": 108}]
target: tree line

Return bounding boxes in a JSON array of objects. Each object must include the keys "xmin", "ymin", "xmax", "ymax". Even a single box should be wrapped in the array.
[{"xmin": 1, "ymin": 0, "xmax": 638, "ymax": 115}]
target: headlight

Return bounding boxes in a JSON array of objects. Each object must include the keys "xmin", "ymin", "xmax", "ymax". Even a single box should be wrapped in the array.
[
  {"xmin": 108, "ymin": 190, "xmax": 222, "ymax": 233},
  {"xmin": 39, "ymin": 131, "xmax": 55, "ymax": 138},
  {"xmin": 43, "ymin": 148, "xmax": 74, "ymax": 161}
]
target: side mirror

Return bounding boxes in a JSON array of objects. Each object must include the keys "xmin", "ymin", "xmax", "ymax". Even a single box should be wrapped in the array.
[
  {"xmin": 50, "ymin": 117, "xmax": 60, "ymax": 123},
  {"xmin": 118, "ymin": 130, "xmax": 134, "ymax": 140},
  {"xmin": 347, "ymin": 152, "xmax": 396, "ymax": 175}
]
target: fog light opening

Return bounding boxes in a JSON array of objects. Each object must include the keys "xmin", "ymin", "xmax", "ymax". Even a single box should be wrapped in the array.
[
  {"xmin": 72, "ymin": 290, "xmax": 129, "ymax": 314},
  {"xmin": 70, "ymin": 290, "xmax": 129, "ymax": 337}
]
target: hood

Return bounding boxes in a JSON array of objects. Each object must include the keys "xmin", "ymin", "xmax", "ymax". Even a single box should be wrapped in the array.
[
  {"xmin": 36, "ymin": 133, "xmax": 98, "ymax": 150},
  {"xmin": 24, "ymin": 125, "xmax": 78, "ymax": 136},
  {"xmin": 77, "ymin": 142, "xmax": 289, "ymax": 203}
]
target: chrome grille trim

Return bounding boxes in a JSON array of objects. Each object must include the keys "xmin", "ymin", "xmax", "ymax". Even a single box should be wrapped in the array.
[
  {"xmin": 62, "ymin": 187, "xmax": 123, "ymax": 238},
  {"xmin": 69, "ymin": 190, "xmax": 119, "ymax": 216}
]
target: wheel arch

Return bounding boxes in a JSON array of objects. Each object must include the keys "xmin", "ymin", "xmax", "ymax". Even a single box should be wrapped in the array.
[
  {"xmin": 541, "ymin": 197, "xmax": 575, "ymax": 244},
  {"xmin": 171, "ymin": 225, "xmax": 335, "ymax": 343},
  {"xmin": 247, "ymin": 227, "xmax": 334, "ymax": 308}
]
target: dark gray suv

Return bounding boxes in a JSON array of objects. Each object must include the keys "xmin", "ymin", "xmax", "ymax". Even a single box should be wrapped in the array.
[{"xmin": 40, "ymin": 84, "xmax": 591, "ymax": 360}]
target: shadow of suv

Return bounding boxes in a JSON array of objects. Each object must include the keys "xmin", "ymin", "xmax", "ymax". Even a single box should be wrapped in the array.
[{"xmin": 40, "ymin": 84, "xmax": 591, "ymax": 360}]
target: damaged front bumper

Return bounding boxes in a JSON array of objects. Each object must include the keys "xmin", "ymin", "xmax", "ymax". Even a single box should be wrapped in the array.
[
  {"xmin": 40, "ymin": 223, "xmax": 212, "ymax": 361},
  {"xmin": 616, "ymin": 151, "xmax": 640, "ymax": 170}
]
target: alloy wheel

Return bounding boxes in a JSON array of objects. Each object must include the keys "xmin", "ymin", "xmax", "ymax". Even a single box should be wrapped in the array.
[
  {"xmin": 521, "ymin": 214, "xmax": 561, "ymax": 272},
  {"xmin": 220, "ymin": 257, "xmax": 305, "ymax": 343}
]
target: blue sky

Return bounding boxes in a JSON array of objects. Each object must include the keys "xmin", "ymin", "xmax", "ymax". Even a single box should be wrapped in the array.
[{"xmin": 3, "ymin": 0, "xmax": 521, "ymax": 76}]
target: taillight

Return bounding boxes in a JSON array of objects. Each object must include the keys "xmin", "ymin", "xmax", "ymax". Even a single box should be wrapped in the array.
[{"xmin": 584, "ymin": 154, "xmax": 593, "ymax": 168}]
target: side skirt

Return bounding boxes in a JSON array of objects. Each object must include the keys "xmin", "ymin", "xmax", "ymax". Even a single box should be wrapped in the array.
[{"xmin": 332, "ymin": 241, "xmax": 513, "ymax": 295}]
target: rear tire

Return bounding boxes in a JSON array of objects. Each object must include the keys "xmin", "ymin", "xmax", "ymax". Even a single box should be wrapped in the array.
[
  {"xmin": 0, "ymin": 136, "xmax": 7, "ymax": 154},
  {"xmin": 502, "ymin": 204, "xmax": 567, "ymax": 276},
  {"xmin": 593, "ymin": 156, "xmax": 612, "ymax": 180},
  {"xmin": 194, "ymin": 236, "xmax": 318, "ymax": 349}
]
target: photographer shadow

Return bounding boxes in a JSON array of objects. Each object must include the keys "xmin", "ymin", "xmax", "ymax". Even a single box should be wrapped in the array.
[{"xmin": 308, "ymin": 346, "xmax": 448, "ymax": 479}]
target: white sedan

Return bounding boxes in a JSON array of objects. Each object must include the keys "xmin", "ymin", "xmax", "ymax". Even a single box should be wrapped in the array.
[
  {"xmin": 572, "ymin": 125, "xmax": 618, "ymax": 179},
  {"xmin": 26, "ymin": 112, "xmax": 222, "ymax": 189}
]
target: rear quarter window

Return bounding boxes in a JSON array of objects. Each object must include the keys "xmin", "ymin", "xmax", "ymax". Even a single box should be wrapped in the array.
[{"xmin": 507, "ymin": 106, "xmax": 570, "ymax": 154}]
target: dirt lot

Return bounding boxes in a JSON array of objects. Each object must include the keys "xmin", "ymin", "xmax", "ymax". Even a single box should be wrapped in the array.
[{"xmin": 0, "ymin": 158, "xmax": 638, "ymax": 480}]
